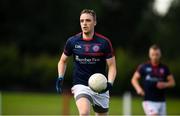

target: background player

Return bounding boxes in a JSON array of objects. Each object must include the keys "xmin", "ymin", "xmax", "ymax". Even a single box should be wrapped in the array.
[
  {"xmin": 56, "ymin": 9, "xmax": 117, "ymax": 116},
  {"xmin": 131, "ymin": 44, "xmax": 175, "ymax": 116}
]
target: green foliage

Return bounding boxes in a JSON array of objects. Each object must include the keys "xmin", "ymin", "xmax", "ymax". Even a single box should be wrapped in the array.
[
  {"xmin": 113, "ymin": 48, "xmax": 146, "ymax": 94},
  {"xmin": 21, "ymin": 54, "xmax": 58, "ymax": 89},
  {"xmin": 0, "ymin": 45, "xmax": 179, "ymax": 95},
  {"xmin": 0, "ymin": 0, "xmax": 180, "ymax": 95},
  {"xmin": 0, "ymin": 45, "xmax": 21, "ymax": 88},
  {"xmin": 0, "ymin": 45, "xmax": 19, "ymax": 77},
  {"xmin": 165, "ymin": 58, "xmax": 180, "ymax": 93}
]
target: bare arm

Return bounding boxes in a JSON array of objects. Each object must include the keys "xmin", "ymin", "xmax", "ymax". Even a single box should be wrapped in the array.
[
  {"xmin": 131, "ymin": 71, "xmax": 145, "ymax": 96},
  {"xmin": 58, "ymin": 53, "xmax": 69, "ymax": 77},
  {"xmin": 106, "ymin": 56, "xmax": 117, "ymax": 85},
  {"xmin": 157, "ymin": 74, "xmax": 175, "ymax": 89},
  {"xmin": 166, "ymin": 75, "xmax": 176, "ymax": 87}
]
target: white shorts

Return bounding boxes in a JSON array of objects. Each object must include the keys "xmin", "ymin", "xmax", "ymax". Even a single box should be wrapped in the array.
[
  {"xmin": 142, "ymin": 101, "xmax": 166, "ymax": 116},
  {"xmin": 71, "ymin": 84, "xmax": 109, "ymax": 113}
]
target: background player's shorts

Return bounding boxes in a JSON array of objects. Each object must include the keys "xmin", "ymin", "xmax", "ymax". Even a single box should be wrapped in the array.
[
  {"xmin": 142, "ymin": 101, "xmax": 166, "ymax": 116},
  {"xmin": 71, "ymin": 84, "xmax": 109, "ymax": 113}
]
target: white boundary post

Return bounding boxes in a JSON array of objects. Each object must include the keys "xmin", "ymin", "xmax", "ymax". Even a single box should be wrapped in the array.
[{"xmin": 123, "ymin": 91, "xmax": 132, "ymax": 116}]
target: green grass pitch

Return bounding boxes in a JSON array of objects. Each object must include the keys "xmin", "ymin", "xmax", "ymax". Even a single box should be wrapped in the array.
[{"xmin": 1, "ymin": 92, "xmax": 180, "ymax": 115}]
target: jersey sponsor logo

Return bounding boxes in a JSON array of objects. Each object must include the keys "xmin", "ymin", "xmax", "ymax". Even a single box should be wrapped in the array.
[
  {"xmin": 92, "ymin": 45, "xmax": 100, "ymax": 52},
  {"xmin": 75, "ymin": 45, "xmax": 82, "ymax": 49},
  {"xmin": 145, "ymin": 75, "xmax": 159, "ymax": 82},
  {"xmin": 145, "ymin": 75, "xmax": 163, "ymax": 82},
  {"xmin": 75, "ymin": 55, "xmax": 100, "ymax": 64}
]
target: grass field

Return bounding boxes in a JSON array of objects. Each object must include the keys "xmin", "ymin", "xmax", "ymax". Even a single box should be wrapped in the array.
[{"xmin": 1, "ymin": 92, "xmax": 180, "ymax": 115}]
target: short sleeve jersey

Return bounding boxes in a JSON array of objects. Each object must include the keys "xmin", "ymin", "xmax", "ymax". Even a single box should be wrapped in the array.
[
  {"xmin": 64, "ymin": 32, "xmax": 114, "ymax": 86},
  {"xmin": 136, "ymin": 62, "xmax": 171, "ymax": 101}
]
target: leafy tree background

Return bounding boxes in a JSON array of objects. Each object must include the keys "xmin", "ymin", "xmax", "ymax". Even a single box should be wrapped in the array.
[{"xmin": 0, "ymin": 0, "xmax": 179, "ymax": 96}]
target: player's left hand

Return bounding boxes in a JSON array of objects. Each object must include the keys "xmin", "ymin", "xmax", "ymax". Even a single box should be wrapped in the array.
[
  {"xmin": 56, "ymin": 76, "xmax": 64, "ymax": 94},
  {"xmin": 156, "ymin": 82, "xmax": 167, "ymax": 89},
  {"xmin": 99, "ymin": 82, "xmax": 113, "ymax": 94}
]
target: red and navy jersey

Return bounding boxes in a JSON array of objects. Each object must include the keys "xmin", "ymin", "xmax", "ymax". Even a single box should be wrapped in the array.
[
  {"xmin": 64, "ymin": 32, "xmax": 114, "ymax": 86},
  {"xmin": 136, "ymin": 61, "xmax": 171, "ymax": 101}
]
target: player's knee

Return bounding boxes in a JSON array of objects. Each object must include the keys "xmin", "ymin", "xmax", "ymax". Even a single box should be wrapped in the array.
[
  {"xmin": 77, "ymin": 103, "xmax": 90, "ymax": 115},
  {"xmin": 76, "ymin": 97, "xmax": 91, "ymax": 115}
]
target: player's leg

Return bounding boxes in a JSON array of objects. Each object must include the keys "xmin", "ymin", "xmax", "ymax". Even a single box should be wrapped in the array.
[
  {"xmin": 159, "ymin": 102, "xmax": 166, "ymax": 116},
  {"xmin": 95, "ymin": 108, "xmax": 108, "ymax": 116},
  {"xmin": 93, "ymin": 102, "xmax": 108, "ymax": 116},
  {"xmin": 142, "ymin": 101, "xmax": 159, "ymax": 116},
  {"xmin": 92, "ymin": 92, "xmax": 109, "ymax": 116},
  {"xmin": 71, "ymin": 85, "xmax": 93, "ymax": 116},
  {"xmin": 76, "ymin": 97, "xmax": 91, "ymax": 116}
]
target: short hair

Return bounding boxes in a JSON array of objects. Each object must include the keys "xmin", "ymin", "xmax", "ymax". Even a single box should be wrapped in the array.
[
  {"xmin": 80, "ymin": 9, "xmax": 97, "ymax": 21},
  {"xmin": 149, "ymin": 44, "xmax": 161, "ymax": 50}
]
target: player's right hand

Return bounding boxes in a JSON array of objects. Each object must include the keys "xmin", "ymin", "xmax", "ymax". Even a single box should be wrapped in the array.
[
  {"xmin": 136, "ymin": 88, "xmax": 145, "ymax": 96},
  {"xmin": 156, "ymin": 82, "xmax": 167, "ymax": 89},
  {"xmin": 56, "ymin": 76, "xmax": 64, "ymax": 94}
]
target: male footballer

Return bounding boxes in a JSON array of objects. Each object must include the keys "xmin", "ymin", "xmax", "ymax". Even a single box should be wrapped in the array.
[
  {"xmin": 56, "ymin": 9, "xmax": 116, "ymax": 116},
  {"xmin": 131, "ymin": 44, "xmax": 175, "ymax": 116}
]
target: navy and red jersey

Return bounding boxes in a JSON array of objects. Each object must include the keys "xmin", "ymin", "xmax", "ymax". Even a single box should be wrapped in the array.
[
  {"xmin": 64, "ymin": 32, "xmax": 114, "ymax": 86},
  {"xmin": 136, "ymin": 61, "xmax": 171, "ymax": 101}
]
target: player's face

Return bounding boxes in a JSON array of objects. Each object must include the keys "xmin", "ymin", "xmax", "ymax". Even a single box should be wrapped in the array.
[
  {"xmin": 149, "ymin": 48, "xmax": 161, "ymax": 63},
  {"xmin": 80, "ymin": 13, "xmax": 96, "ymax": 34}
]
